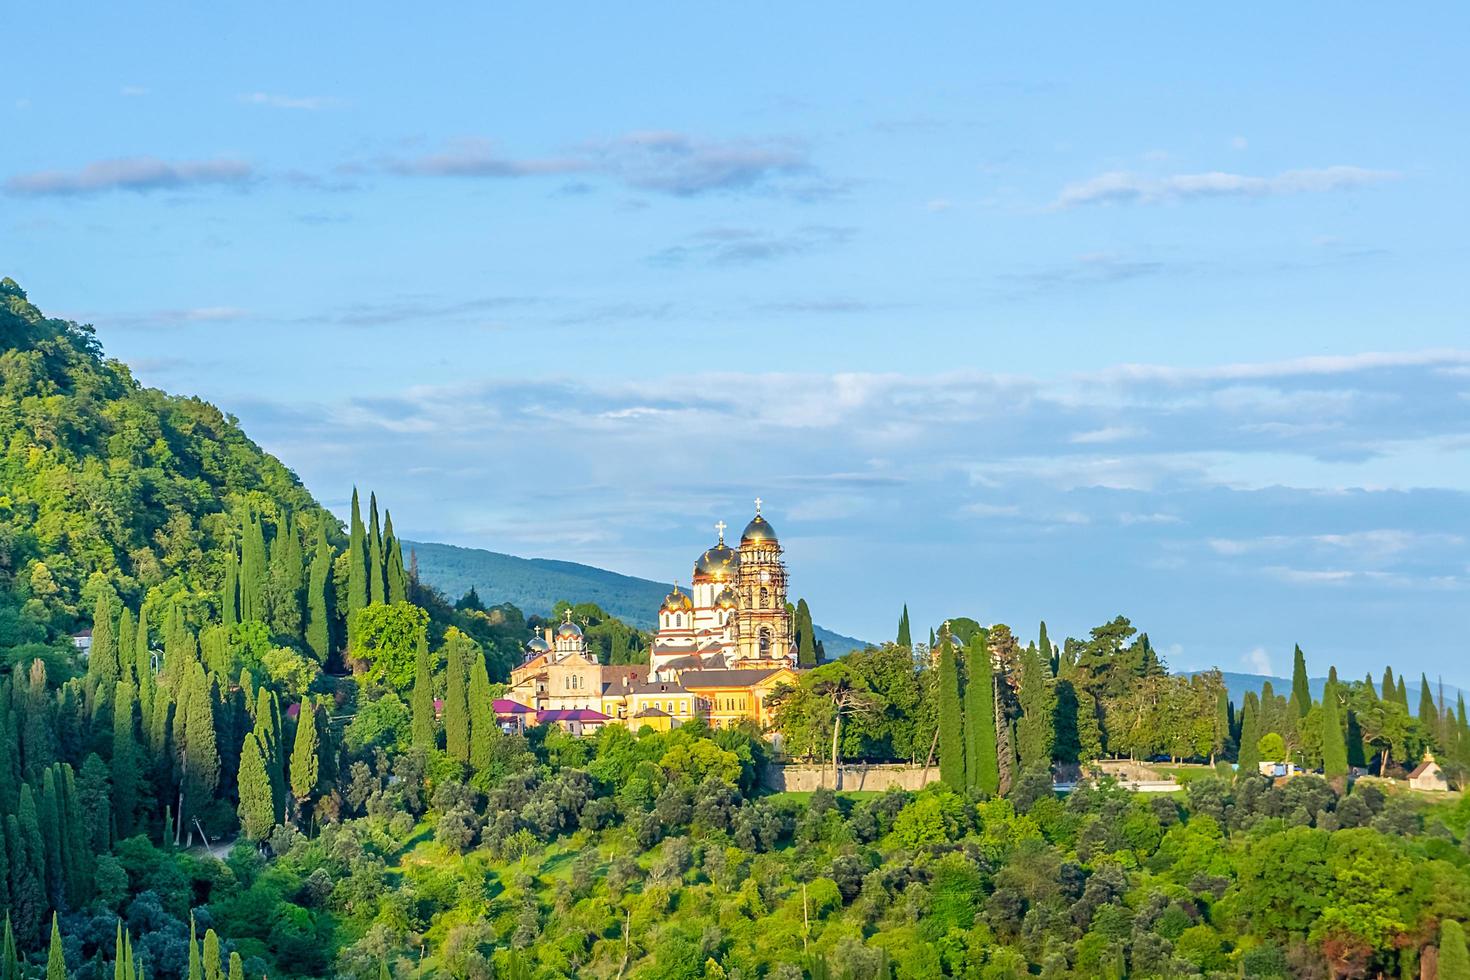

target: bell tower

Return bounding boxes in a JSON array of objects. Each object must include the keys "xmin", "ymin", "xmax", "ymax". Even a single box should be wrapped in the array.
[{"xmin": 733, "ymin": 498, "xmax": 793, "ymax": 664}]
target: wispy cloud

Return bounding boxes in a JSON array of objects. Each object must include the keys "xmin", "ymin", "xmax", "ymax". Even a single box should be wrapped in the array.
[
  {"xmin": 5, "ymin": 157, "xmax": 254, "ymax": 197},
  {"xmin": 379, "ymin": 139, "xmax": 586, "ymax": 178},
  {"xmin": 649, "ymin": 225, "xmax": 854, "ymax": 266},
  {"xmin": 120, "ymin": 85, "xmax": 150, "ymax": 97},
  {"xmin": 1052, "ymin": 165, "xmax": 1397, "ymax": 209},
  {"xmin": 238, "ymin": 92, "xmax": 342, "ymax": 111}
]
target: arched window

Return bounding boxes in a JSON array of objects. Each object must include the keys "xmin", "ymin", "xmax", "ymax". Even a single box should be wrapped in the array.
[
  {"xmin": 759, "ymin": 587, "xmax": 770, "ymax": 609},
  {"xmin": 759, "ymin": 627, "xmax": 771, "ymax": 656},
  {"xmin": 675, "ymin": 613, "xmax": 682, "ymax": 628}
]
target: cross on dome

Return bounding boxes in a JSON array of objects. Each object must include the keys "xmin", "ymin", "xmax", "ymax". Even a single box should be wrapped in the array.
[
  {"xmin": 715, "ymin": 520, "xmax": 727, "ymax": 543},
  {"xmin": 753, "ymin": 497, "xmax": 763, "ymax": 515},
  {"xmin": 563, "ymin": 608, "xmax": 573, "ymax": 624}
]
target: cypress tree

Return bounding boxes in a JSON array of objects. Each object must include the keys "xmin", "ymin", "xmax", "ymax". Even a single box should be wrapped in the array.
[
  {"xmin": 410, "ymin": 631, "xmax": 436, "ymax": 750},
  {"xmin": 0, "ymin": 818, "xmax": 9, "ymax": 920},
  {"xmin": 896, "ymin": 605, "xmax": 911, "ymax": 648},
  {"xmin": 134, "ymin": 605, "xmax": 154, "ymax": 724},
  {"xmin": 88, "ymin": 594, "xmax": 120, "ymax": 703},
  {"xmin": 965, "ymin": 632, "xmax": 1000, "ymax": 795},
  {"xmin": 267, "ymin": 512, "xmax": 305, "ymax": 641},
  {"xmin": 1038, "ymin": 620, "xmax": 1054, "ymax": 675},
  {"xmin": 45, "ymin": 913, "xmax": 65, "ymax": 980},
  {"xmin": 384, "ymin": 511, "xmax": 409, "ymax": 605},
  {"xmin": 2, "ymin": 914, "xmax": 19, "ymax": 980},
  {"xmin": 179, "ymin": 664, "xmax": 221, "ymax": 835},
  {"xmin": 188, "ymin": 915, "xmax": 201, "ymax": 980},
  {"xmin": 1237, "ymin": 692, "xmax": 1262, "ymax": 774},
  {"xmin": 443, "ymin": 630, "xmax": 473, "ymax": 764},
  {"xmin": 305, "ymin": 525, "xmax": 333, "ymax": 664},
  {"xmin": 289, "ymin": 701, "xmax": 321, "ymax": 809},
  {"xmin": 1291, "ymin": 644, "xmax": 1310, "ymax": 716},
  {"xmin": 795, "ymin": 599, "xmax": 817, "ymax": 668},
  {"xmin": 39, "ymin": 768, "xmax": 64, "ymax": 908},
  {"xmin": 9, "ymin": 802, "xmax": 46, "ymax": 947},
  {"xmin": 22, "ymin": 659, "xmax": 57, "ymax": 781},
  {"xmin": 221, "ymin": 552, "xmax": 239, "ymax": 630},
  {"xmin": 112, "ymin": 681, "xmax": 140, "ymax": 838},
  {"xmin": 1016, "ymin": 641, "xmax": 1054, "ymax": 770},
  {"xmin": 936, "ymin": 631, "xmax": 965, "ymax": 790},
  {"xmin": 348, "ymin": 488, "xmax": 368, "ymax": 649},
  {"xmin": 1441, "ymin": 919, "xmax": 1470, "ymax": 980},
  {"xmin": 239, "ymin": 514, "xmax": 267, "ymax": 624},
  {"xmin": 1396, "ymin": 675, "xmax": 1409, "ymax": 710},
  {"xmin": 467, "ymin": 646, "xmax": 496, "ymax": 772},
  {"xmin": 254, "ymin": 689, "xmax": 285, "ymax": 819},
  {"xmin": 202, "ymin": 929, "xmax": 221, "ymax": 980},
  {"xmin": 1418, "ymin": 673, "xmax": 1438, "ymax": 730},
  {"xmin": 117, "ymin": 608, "xmax": 137, "ymax": 687},
  {"xmin": 1214, "ymin": 689, "xmax": 1232, "ymax": 764},
  {"xmin": 0, "ymin": 688, "xmax": 17, "ymax": 815},
  {"xmin": 1381, "ymin": 666, "xmax": 1396, "ymax": 702},
  {"xmin": 1321, "ymin": 680, "xmax": 1349, "ymax": 784},
  {"xmin": 368, "ymin": 492, "xmax": 386, "ymax": 606},
  {"xmin": 237, "ymin": 732, "xmax": 277, "ymax": 841},
  {"xmin": 229, "ymin": 952, "xmax": 244, "ymax": 980}
]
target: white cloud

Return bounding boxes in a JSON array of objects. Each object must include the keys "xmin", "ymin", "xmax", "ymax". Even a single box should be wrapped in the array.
[
  {"xmin": 238, "ymin": 92, "xmax": 341, "ymax": 111},
  {"xmin": 1052, "ymin": 165, "xmax": 1397, "ymax": 209},
  {"xmin": 1244, "ymin": 647, "xmax": 1274, "ymax": 675},
  {"xmin": 5, "ymin": 157, "xmax": 253, "ymax": 196},
  {"xmin": 120, "ymin": 85, "xmax": 150, "ymax": 97},
  {"xmin": 1070, "ymin": 425, "xmax": 1143, "ymax": 445}
]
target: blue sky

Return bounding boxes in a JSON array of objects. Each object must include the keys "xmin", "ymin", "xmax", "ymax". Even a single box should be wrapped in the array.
[{"xmin": 4, "ymin": 5, "xmax": 1468, "ymax": 683}]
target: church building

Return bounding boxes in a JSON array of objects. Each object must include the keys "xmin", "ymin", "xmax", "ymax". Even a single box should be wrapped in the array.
[{"xmin": 649, "ymin": 500, "xmax": 795, "ymax": 676}]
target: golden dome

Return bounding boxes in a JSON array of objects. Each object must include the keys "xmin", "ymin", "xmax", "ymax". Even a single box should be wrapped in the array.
[
  {"xmin": 693, "ymin": 542, "xmax": 740, "ymax": 583},
  {"xmin": 740, "ymin": 513, "xmax": 777, "ymax": 547},
  {"xmin": 715, "ymin": 586, "xmax": 739, "ymax": 610},
  {"xmin": 556, "ymin": 610, "xmax": 583, "ymax": 639},
  {"xmin": 661, "ymin": 586, "xmax": 694, "ymax": 614},
  {"xmin": 527, "ymin": 635, "xmax": 551, "ymax": 652}
]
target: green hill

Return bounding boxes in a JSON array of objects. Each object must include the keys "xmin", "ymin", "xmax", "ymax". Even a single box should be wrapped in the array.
[{"xmin": 405, "ymin": 538, "xmax": 869, "ymax": 654}]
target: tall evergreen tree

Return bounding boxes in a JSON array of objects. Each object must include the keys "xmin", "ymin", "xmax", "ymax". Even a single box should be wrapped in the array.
[
  {"xmin": 896, "ymin": 605, "xmax": 911, "ymax": 648},
  {"xmin": 1396, "ymin": 674, "xmax": 1409, "ymax": 710},
  {"xmin": 305, "ymin": 525, "xmax": 333, "ymax": 664},
  {"xmin": 795, "ymin": 599, "xmax": 817, "ymax": 668},
  {"xmin": 442, "ymin": 630, "xmax": 473, "ymax": 765},
  {"xmin": 1441, "ymin": 919, "xmax": 1470, "ymax": 980},
  {"xmin": 116, "ymin": 607, "xmax": 137, "ymax": 687},
  {"xmin": 1038, "ymin": 621, "xmax": 1053, "ymax": 674},
  {"xmin": 0, "ymin": 819, "xmax": 9, "ymax": 921},
  {"xmin": 368, "ymin": 492, "xmax": 386, "ymax": 606},
  {"xmin": 45, "ymin": 913, "xmax": 64, "ymax": 980},
  {"xmin": 1381, "ymin": 665, "xmax": 1396, "ymax": 703},
  {"xmin": 254, "ymin": 689, "xmax": 285, "ymax": 819},
  {"xmin": 467, "ymin": 646, "xmax": 497, "ymax": 772},
  {"xmin": 965, "ymin": 633, "xmax": 1000, "ymax": 795},
  {"xmin": 1214, "ymin": 688, "xmax": 1232, "ymax": 764},
  {"xmin": 9, "ymin": 797, "xmax": 46, "ymax": 947},
  {"xmin": 2, "ymin": 914, "xmax": 19, "ymax": 980},
  {"xmin": 188, "ymin": 915, "xmax": 201, "ymax": 980},
  {"xmin": 87, "ymin": 594, "xmax": 120, "ymax": 709},
  {"xmin": 1237, "ymin": 691, "xmax": 1262, "ymax": 775},
  {"xmin": 347, "ymin": 488, "xmax": 369, "ymax": 650},
  {"xmin": 134, "ymin": 605, "xmax": 154, "ymax": 724},
  {"xmin": 1016, "ymin": 641, "xmax": 1054, "ymax": 770},
  {"xmin": 1418, "ymin": 673, "xmax": 1438, "ymax": 731},
  {"xmin": 229, "ymin": 952, "xmax": 244, "ymax": 980},
  {"xmin": 1321, "ymin": 680, "xmax": 1349, "ymax": 784},
  {"xmin": 179, "ymin": 664, "xmax": 220, "ymax": 838},
  {"xmin": 237, "ymin": 732, "xmax": 277, "ymax": 841},
  {"xmin": 202, "ymin": 929, "xmax": 221, "ymax": 980},
  {"xmin": 267, "ymin": 512, "xmax": 305, "ymax": 641},
  {"xmin": 111, "ymin": 681, "xmax": 140, "ymax": 838},
  {"xmin": 239, "ymin": 513, "xmax": 267, "ymax": 624},
  {"xmin": 410, "ymin": 631, "xmax": 437, "ymax": 751},
  {"xmin": 1291, "ymin": 644, "xmax": 1310, "ymax": 716},
  {"xmin": 289, "ymin": 700, "xmax": 322, "ymax": 811},
  {"xmin": 384, "ymin": 511, "xmax": 409, "ymax": 605},
  {"xmin": 38, "ymin": 768, "xmax": 64, "ymax": 908},
  {"xmin": 936, "ymin": 631, "xmax": 965, "ymax": 791},
  {"xmin": 221, "ymin": 551, "xmax": 239, "ymax": 630}
]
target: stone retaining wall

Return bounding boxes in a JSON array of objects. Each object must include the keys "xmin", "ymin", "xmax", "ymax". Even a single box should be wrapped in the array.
[{"xmin": 761, "ymin": 762, "xmax": 938, "ymax": 793}]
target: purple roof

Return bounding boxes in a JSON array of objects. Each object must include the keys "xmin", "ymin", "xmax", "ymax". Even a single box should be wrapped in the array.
[
  {"xmin": 493, "ymin": 699, "xmax": 533, "ymax": 714},
  {"xmin": 537, "ymin": 708, "xmax": 609, "ymax": 723}
]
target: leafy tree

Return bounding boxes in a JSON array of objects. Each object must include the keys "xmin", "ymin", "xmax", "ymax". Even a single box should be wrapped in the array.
[
  {"xmin": 1441, "ymin": 920, "xmax": 1470, "ymax": 980},
  {"xmin": 1258, "ymin": 731, "xmax": 1287, "ymax": 763},
  {"xmin": 352, "ymin": 602, "xmax": 430, "ymax": 691}
]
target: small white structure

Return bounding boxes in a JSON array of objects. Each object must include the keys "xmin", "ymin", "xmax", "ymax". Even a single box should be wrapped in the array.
[
  {"xmin": 1408, "ymin": 752, "xmax": 1448, "ymax": 793},
  {"xmin": 70, "ymin": 629, "xmax": 92, "ymax": 655}
]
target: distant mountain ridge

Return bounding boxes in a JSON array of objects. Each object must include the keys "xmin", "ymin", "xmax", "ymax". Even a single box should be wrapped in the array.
[
  {"xmin": 405, "ymin": 539, "xmax": 869, "ymax": 656},
  {"xmin": 1194, "ymin": 670, "xmax": 1465, "ymax": 708}
]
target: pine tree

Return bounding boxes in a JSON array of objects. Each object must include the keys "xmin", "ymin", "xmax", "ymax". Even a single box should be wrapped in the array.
[
  {"xmin": 795, "ymin": 599, "xmax": 817, "ymax": 668},
  {"xmin": 368, "ymin": 492, "xmax": 386, "ymax": 606},
  {"xmin": 348, "ymin": 488, "xmax": 369, "ymax": 650},
  {"xmin": 112, "ymin": 681, "xmax": 140, "ymax": 838},
  {"xmin": 1321, "ymin": 680, "xmax": 1349, "ymax": 785},
  {"xmin": 896, "ymin": 605, "xmax": 911, "ymax": 648},
  {"xmin": 1016, "ymin": 641, "xmax": 1054, "ymax": 771},
  {"xmin": 237, "ymin": 732, "xmax": 277, "ymax": 841},
  {"xmin": 87, "ymin": 594, "xmax": 120, "ymax": 710},
  {"xmin": 1441, "ymin": 919, "xmax": 1470, "ymax": 980},
  {"xmin": 221, "ymin": 551, "xmax": 239, "ymax": 629},
  {"xmin": 289, "ymin": 700, "xmax": 321, "ymax": 809},
  {"xmin": 305, "ymin": 525, "xmax": 333, "ymax": 664},
  {"xmin": 411, "ymin": 631, "xmax": 437, "ymax": 751},
  {"xmin": 45, "ymin": 913, "xmax": 65, "ymax": 980},
  {"xmin": 384, "ymin": 511, "xmax": 409, "ymax": 605},
  {"xmin": 443, "ymin": 630, "xmax": 473, "ymax": 764},
  {"xmin": 467, "ymin": 646, "xmax": 497, "ymax": 772},
  {"xmin": 1237, "ymin": 691, "xmax": 1262, "ymax": 774},
  {"xmin": 936, "ymin": 631, "xmax": 965, "ymax": 791},
  {"xmin": 1291, "ymin": 644, "xmax": 1310, "ymax": 716},
  {"xmin": 965, "ymin": 632, "xmax": 1000, "ymax": 795}
]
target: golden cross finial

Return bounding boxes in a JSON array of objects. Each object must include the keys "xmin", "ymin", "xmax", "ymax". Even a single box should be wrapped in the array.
[
  {"xmin": 753, "ymin": 497, "xmax": 763, "ymax": 515},
  {"xmin": 563, "ymin": 608, "xmax": 573, "ymax": 623},
  {"xmin": 715, "ymin": 520, "xmax": 726, "ymax": 543}
]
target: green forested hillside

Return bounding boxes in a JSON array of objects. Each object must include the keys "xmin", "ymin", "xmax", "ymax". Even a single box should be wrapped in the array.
[
  {"xmin": 0, "ymin": 277, "xmax": 333, "ymax": 651},
  {"xmin": 407, "ymin": 538, "xmax": 869, "ymax": 654}
]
